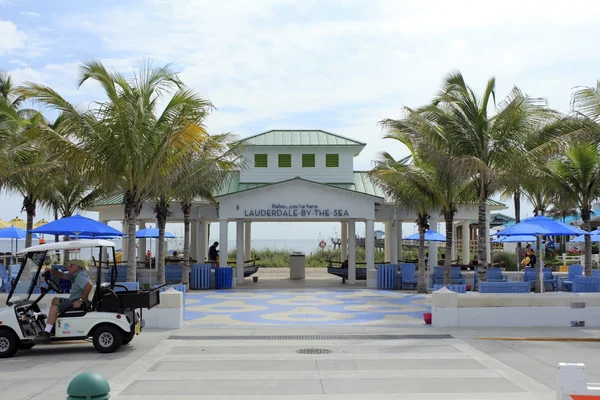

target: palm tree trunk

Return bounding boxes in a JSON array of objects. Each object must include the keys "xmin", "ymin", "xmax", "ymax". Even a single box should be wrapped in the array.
[
  {"xmin": 126, "ymin": 212, "xmax": 138, "ymax": 282},
  {"xmin": 477, "ymin": 198, "xmax": 488, "ymax": 284},
  {"xmin": 443, "ymin": 210, "xmax": 453, "ymax": 285},
  {"xmin": 157, "ymin": 217, "xmax": 167, "ymax": 286},
  {"xmin": 181, "ymin": 202, "xmax": 192, "ymax": 290},
  {"xmin": 417, "ymin": 219, "xmax": 427, "ymax": 293},
  {"xmin": 514, "ymin": 191, "xmax": 522, "ymax": 262},
  {"xmin": 535, "ymin": 235, "xmax": 542, "ymax": 293},
  {"xmin": 582, "ymin": 207, "xmax": 592, "ymax": 276},
  {"xmin": 54, "ymin": 208, "xmax": 59, "ymax": 243},
  {"xmin": 23, "ymin": 196, "xmax": 36, "ymax": 248}
]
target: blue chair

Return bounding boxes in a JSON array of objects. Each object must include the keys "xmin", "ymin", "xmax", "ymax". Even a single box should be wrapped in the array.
[
  {"xmin": 433, "ymin": 266, "xmax": 444, "ymax": 285},
  {"xmin": 433, "ymin": 284, "xmax": 466, "ymax": 293},
  {"xmin": 9, "ymin": 264, "xmax": 20, "ymax": 279},
  {"xmin": 572, "ymin": 277, "xmax": 600, "ymax": 293},
  {"xmin": 0, "ymin": 264, "xmax": 10, "ymax": 292},
  {"xmin": 474, "ymin": 267, "xmax": 504, "ymax": 291},
  {"xmin": 543, "ymin": 267, "xmax": 559, "ymax": 291},
  {"xmin": 561, "ymin": 264, "xmax": 584, "ymax": 291},
  {"xmin": 488, "ymin": 268, "xmax": 507, "ymax": 282},
  {"xmin": 165, "ymin": 264, "xmax": 183, "ymax": 284},
  {"xmin": 524, "ymin": 268, "xmax": 536, "ymax": 289},
  {"xmin": 399, "ymin": 263, "xmax": 418, "ymax": 289},
  {"xmin": 114, "ymin": 282, "xmax": 140, "ymax": 292},
  {"xmin": 592, "ymin": 270, "xmax": 600, "ymax": 278},
  {"xmin": 451, "ymin": 266, "xmax": 465, "ymax": 284}
]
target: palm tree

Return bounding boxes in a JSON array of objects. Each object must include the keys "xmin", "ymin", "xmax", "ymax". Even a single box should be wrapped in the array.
[
  {"xmin": 371, "ymin": 154, "xmax": 440, "ymax": 293},
  {"xmin": 21, "ymin": 61, "xmax": 213, "ymax": 281},
  {"xmin": 547, "ymin": 141, "xmax": 600, "ymax": 275},
  {"xmin": 419, "ymin": 72, "xmax": 563, "ymax": 282},
  {"xmin": 380, "ymin": 108, "xmax": 471, "ymax": 285},
  {"xmin": 176, "ymin": 133, "xmax": 242, "ymax": 290}
]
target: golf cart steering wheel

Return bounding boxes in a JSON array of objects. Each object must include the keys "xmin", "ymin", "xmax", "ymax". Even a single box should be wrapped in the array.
[{"xmin": 42, "ymin": 270, "xmax": 61, "ymax": 293}]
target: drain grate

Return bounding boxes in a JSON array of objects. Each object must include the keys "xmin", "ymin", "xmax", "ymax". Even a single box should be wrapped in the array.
[
  {"xmin": 296, "ymin": 348, "xmax": 333, "ymax": 354},
  {"xmin": 167, "ymin": 334, "xmax": 453, "ymax": 341}
]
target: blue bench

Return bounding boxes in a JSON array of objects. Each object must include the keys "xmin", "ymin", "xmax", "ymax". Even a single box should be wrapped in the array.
[
  {"xmin": 524, "ymin": 268, "xmax": 558, "ymax": 291},
  {"xmin": 105, "ymin": 265, "xmax": 128, "ymax": 283},
  {"xmin": 433, "ymin": 284, "xmax": 466, "ymax": 293},
  {"xmin": 572, "ymin": 277, "xmax": 600, "ymax": 293},
  {"xmin": 479, "ymin": 282, "xmax": 530, "ymax": 293},
  {"xmin": 474, "ymin": 267, "xmax": 508, "ymax": 291}
]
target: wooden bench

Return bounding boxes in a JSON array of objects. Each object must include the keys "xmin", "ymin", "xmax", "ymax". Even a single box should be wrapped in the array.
[{"xmin": 479, "ymin": 282, "xmax": 530, "ymax": 293}]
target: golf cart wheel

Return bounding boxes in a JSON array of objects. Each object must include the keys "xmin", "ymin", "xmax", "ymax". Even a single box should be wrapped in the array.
[
  {"xmin": 19, "ymin": 343, "xmax": 35, "ymax": 350},
  {"xmin": 0, "ymin": 329, "xmax": 19, "ymax": 358},
  {"xmin": 122, "ymin": 329, "xmax": 135, "ymax": 345},
  {"xmin": 92, "ymin": 325, "xmax": 123, "ymax": 353}
]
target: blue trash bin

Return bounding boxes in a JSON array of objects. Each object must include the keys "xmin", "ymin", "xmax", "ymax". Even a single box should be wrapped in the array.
[
  {"xmin": 190, "ymin": 264, "xmax": 211, "ymax": 290},
  {"xmin": 215, "ymin": 267, "xmax": 233, "ymax": 289},
  {"xmin": 377, "ymin": 264, "xmax": 397, "ymax": 289}
]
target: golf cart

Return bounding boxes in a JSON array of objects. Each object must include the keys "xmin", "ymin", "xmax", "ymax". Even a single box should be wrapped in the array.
[{"xmin": 0, "ymin": 239, "xmax": 162, "ymax": 358}]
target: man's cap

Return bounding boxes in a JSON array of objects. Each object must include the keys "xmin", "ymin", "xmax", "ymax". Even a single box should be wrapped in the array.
[{"xmin": 69, "ymin": 259, "xmax": 85, "ymax": 269}]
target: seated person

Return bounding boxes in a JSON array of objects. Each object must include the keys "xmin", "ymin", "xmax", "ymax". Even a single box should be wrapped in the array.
[{"xmin": 35, "ymin": 259, "xmax": 92, "ymax": 343}]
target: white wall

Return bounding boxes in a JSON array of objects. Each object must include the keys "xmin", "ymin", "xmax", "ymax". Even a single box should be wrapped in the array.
[
  {"xmin": 218, "ymin": 179, "xmax": 378, "ymax": 220},
  {"xmin": 240, "ymin": 146, "xmax": 356, "ymax": 184}
]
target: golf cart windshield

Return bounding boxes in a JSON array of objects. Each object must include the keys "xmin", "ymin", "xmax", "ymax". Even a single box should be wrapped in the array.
[{"xmin": 7, "ymin": 252, "xmax": 46, "ymax": 304}]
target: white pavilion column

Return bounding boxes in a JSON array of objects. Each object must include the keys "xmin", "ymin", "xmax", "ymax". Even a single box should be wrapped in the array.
[
  {"xmin": 340, "ymin": 222, "xmax": 348, "ymax": 259},
  {"xmin": 451, "ymin": 223, "xmax": 458, "ymax": 262},
  {"xmin": 244, "ymin": 222, "xmax": 252, "ymax": 260},
  {"xmin": 236, "ymin": 220, "xmax": 244, "ymax": 284},
  {"xmin": 348, "ymin": 220, "xmax": 356, "ymax": 284},
  {"xmin": 486, "ymin": 207, "xmax": 491, "ymax": 265},
  {"xmin": 219, "ymin": 219, "xmax": 228, "ymax": 267},
  {"xmin": 138, "ymin": 221, "xmax": 147, "ymax": 262},
  {"xmin": 366, "ymin": 219, "xmax": 377, "ymax": 288},
  {"xmin": 390, "ymin": 220, "xmax": 398, "ymax": 265},
  {"xmin": 190, "ymin": 220, "xmax": 198, "ymax": 262},
  {"xmin": 462, "ymin": 221, "xmax": 470, "ymax": 264},
  {"xmin": 204, "ymin": 222, "xmax": 210, "ymax": 261},
  {"xmin": 429, "ymin": 214, "xmax": 439, "ymax": 269},
  {"xmin": 198, "ymin": 219, "xmax": 207, "ymax": 263},
  {"xmin": 384, "ymin": 222, "xmax": 391, "ymax": 262},
  {"xmin": 396, "ymin": 222, "xmax": 403, "ymax": 263}
]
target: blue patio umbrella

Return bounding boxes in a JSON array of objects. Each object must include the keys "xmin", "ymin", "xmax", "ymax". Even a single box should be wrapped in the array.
[
  {"xmin": 0, "ymin": 225, "xmax": 39, "ymax": 252},
  {"xmin": 571, "ymin": 229, "xmax": 600, "ymax": 243},
  {"xmin": 491, "ymin": 235, "xmax": 537, "ymax": 243},
  {"xmin": 495, "ymin": 216, "xmax": 586, "ymax": 293},
  {"xmin": 495, "ymin": 215, "xmax": 586, "ymax": 237},
  {"xmin": 403, "ymin": 230, "xmax": 447, "ymax": 242},
  {"xmin": 136, "ymin": 227, "xmax": 176, "ymax": 287},
  {"xmin": 136, "ymin": 227, "xmax": 176, "ymax": 239},
  {"xmin": 30, "ymin": 214, "xmax": 124, "ymax": 239}
]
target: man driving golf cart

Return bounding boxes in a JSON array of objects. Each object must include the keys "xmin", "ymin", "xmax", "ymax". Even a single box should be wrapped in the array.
[
  {"xmin": 35, "ymin": 259, "xmax": 93, "ymax": 344},
  {"xmin": 0, "ymin": 239, "xmax": 161, "ymax": 358}
]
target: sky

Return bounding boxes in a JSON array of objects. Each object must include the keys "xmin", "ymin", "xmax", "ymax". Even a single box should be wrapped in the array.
[{"xmin": 1, "ymin": 0, "xmax": 600, "ymax": 242}]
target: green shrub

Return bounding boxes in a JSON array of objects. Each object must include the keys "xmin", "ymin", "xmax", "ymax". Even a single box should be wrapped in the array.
[
  {"xmin": 227, "ymin": 247, "xmax": 385, "ymax": 268},
  {"xmin": 492, "ymin": 251, "xmax": 517, "ymax": 271}
]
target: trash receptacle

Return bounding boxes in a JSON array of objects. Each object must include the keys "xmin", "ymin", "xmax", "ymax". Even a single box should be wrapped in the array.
[
  {"xmin": 377, "ymin": 264, "xmax": 397, "ymax": 289},
  {"xmin": 289, "ymin": 252, "xmax": 305, "ymax": 280},
  {"xmin": 190, "ymin": 264, "xmax": 211, "ymax": 289},
  {"xmin": 215, "ymin": 267, "xmax": 233, "ymax": 289}
]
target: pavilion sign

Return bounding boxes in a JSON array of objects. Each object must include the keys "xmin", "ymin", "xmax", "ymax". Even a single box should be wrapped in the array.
[{"xmin": 243, "ymin": 203, "xmax": 350, "ymax": 218}]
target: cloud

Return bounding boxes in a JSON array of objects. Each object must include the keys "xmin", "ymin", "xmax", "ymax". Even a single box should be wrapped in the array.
[
  {"xmin": 0, "ymin": 20, "xmax": 26, "ymax": 55},
  {"xmin": 20, "ymin": 11, "xmax": 40, "ymax": 17}
]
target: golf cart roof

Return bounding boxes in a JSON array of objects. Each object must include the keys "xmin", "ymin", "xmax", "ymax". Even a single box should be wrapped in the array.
[{"xmin": 17, "ymin": 239, "xmax": 116, "ymax": 254}]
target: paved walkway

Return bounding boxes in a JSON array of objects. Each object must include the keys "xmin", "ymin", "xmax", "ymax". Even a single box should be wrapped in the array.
[
  {"xmin": 3, "ymin": 285, "xmax": 600, "ymax": 399},
  {"xmin": 184, "ymin": 289, "xmax": 431, "ymax": 327}
]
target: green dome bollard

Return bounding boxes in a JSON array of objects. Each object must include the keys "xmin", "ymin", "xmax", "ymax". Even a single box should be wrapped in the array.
[{"xmin": 67, "ymin": 372, "xmax": 110, "ymax": 400}]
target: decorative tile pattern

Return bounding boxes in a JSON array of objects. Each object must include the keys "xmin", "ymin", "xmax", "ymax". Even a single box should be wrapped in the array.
[{"xmin": 185, "ymin": 289, "xmax": 430, "ymax": 326}]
